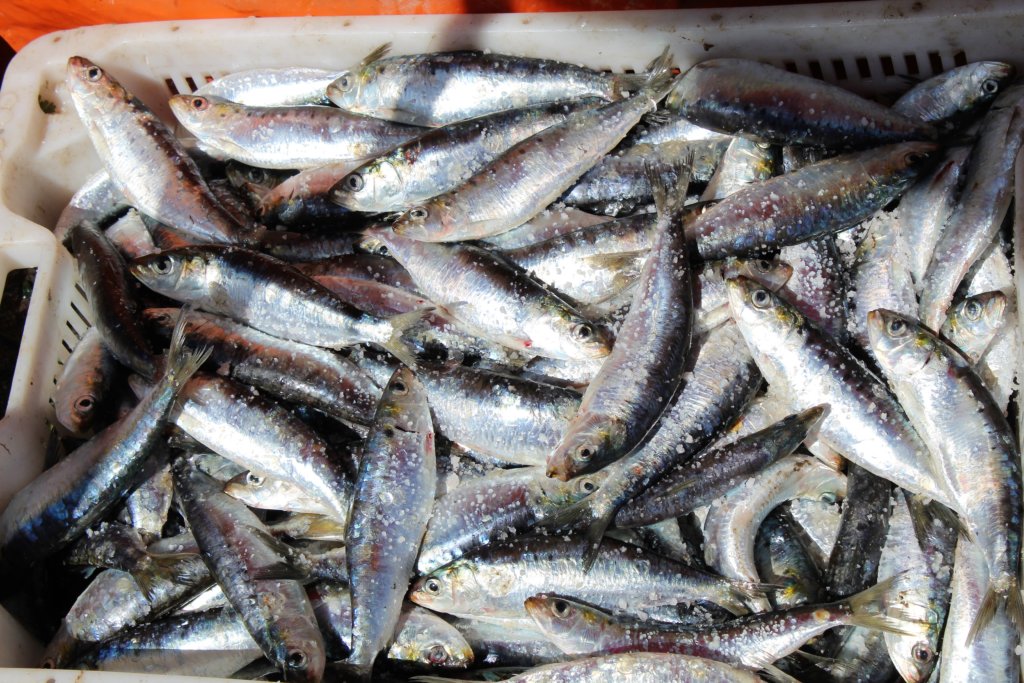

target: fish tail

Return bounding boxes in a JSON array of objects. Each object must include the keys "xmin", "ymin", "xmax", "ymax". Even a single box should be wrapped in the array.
[
  {"xmin": 727, "ymin": 579, "xmax": 776, "ymax": 615},
  {"xmin": 907, "ymin": 494, "xmax": 970, "ymax": 541},
  {"xmin": 843, "ymin": 575, "xmax": 922, "ymax": 637},
  {"xmin": 642, "ymin": 47, "xmax": 678, "ymax": 103},
  {"xmin": 148, "ymin": 552, "xmax": 209, "ymax": 586},
  {"xmin": 968, "ymin": 576, "xmax": 1024, "ymax": 644},
  {"xmin": 164, "ymin": 307, "xmax": 211, "ymax": 389},
  {"xmin": 759, "ymin": 663, "xmax": 803, "ymax": 683},
  {"xmin": 537, "ymin": 497, "xmax": 595, "ymax": 534},
  {"xmin": 382, "ymin": 307, "xmax": 433, "ymax": 368},
  {"xmin": 647, "ymin": 154, "xmax": 694, "ymax": 220},
  {"xmin": 580, "ymin": 511, "xmax": 614, "ymax": 574}
]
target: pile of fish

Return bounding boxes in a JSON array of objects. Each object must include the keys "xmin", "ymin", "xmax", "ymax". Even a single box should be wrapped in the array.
[{"xmin": 0, "ymin": 41, "xmax": 1021, "ymax": 683}]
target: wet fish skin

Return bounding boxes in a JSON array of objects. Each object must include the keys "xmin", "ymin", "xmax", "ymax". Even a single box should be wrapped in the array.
[
  {"xmin": 332, "ymin": 99, "xmax": 604, "ymax": 213},
  {"xmin": 54, "ymin": 170, "xmax": 128, "ymax": 245},
  {"xmin": 701, "ymin": 137, "xmax": 778, "ymax": 202},
  {"xmin": 867, "ymin": 309, "xmax": 1023, "ymax": 643},
  {"xmin": 451, "ymin": 618, "xmax": 567, "ymax": 667},
  {"xmin": 54, "ymin": 327, "xmax": 120, "ymax": 436},
  {"xmin": 326, "ymin": 45, "xmax": 647, "ymax": 127},
  {"xmin": 777, "ymin": 235, "xmax": 851, "ymax": 345},
  {"xmin": 754, "ymin": 505, "xmax": 824, "ymax": 609},
  {"xmin": 196, "ymin": 67, "xmax": 342, "ymax": 106},
  {"xmin": 692, "ymin": 142, "xmax": 938, "ymax": 260},
  {"xmin": 668, "ymin": 58, "xmax": 936, "ymax": 148},
  {"xmin": 614, "ymin": 406, "xmax": 823, "ymax": 529},
  {"xmin": 893, "ymin": 61, "xmax": 1015, "ymax": 128},
  {"xmin": 417, "ymin": 467, "xmax": 607, "ymax": 574},
  {"xmin": 725, "ymin": 276, "xmax": 956, "ymax": 510},
  {"xmin": 124, "ymin": 463, "xmax": 174, "ymax": 544},
  {"xmin": 370, "ymin": 228, "xmax": 613, "ymax": 361},
  {"xmin": 0, "ymin": 316, "xmax": 208, "ymax": 572},
  {"xmin": 170, "ymin": 95, "xmax": 424, "ymax": 170},
  {"xmin": 547, "ymin": 167, "xmax": 694, "ymax": 481},
  {"xmin": 389, "ymin": 51, "xmax": 676, "ymax": 242},
  {"xmin": 345, "ymin": 368, "xmax": 435, "ymax": 680},
  {"xmin": 129, "ymin": 245, "xmax": 400, "ymax": 352},
  {"xmin": 173, "ymin": 457, "xmax": 326, "ymax": 682},
  {"xmin": 65, "ymin": 57, "xmax": 254, "ymax": 245},
  {"xmin": 852, "ymin": 209, "xmax": 917, "ymax": 351},
  {"xmin": 144, "ymin": 307, "xmax": 382, "ymax": 428},
  {"xmin": 71, "ymin": 220, "xmax": 157, "ymax": 379},
  {"xmin": 409, "ymin": 535, "xmax": 767, "ymax": 625},
  {"xmin": 919, "ymin": 93, "xmax": 1024, "ymax": 329}
]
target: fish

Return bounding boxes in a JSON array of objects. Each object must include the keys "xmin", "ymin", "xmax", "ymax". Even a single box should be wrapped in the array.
[
  {"xmin": 196, "ymin": 67, "xmax": 343, "ymax": 106},
  {"xmin": 173, "ymin": 456, "xmax": 326, "ymax": 682},
  {"xmin": 754, "ymin": 505, "xmax": 825, "ymax": 609},
  {"xmin": 851, "ymin": 208, "xmax": 917, "ymax": 350},
  {"xmin": 668, "ymin": 58, "xmax": 937, "ymax": 148},
  {"xmin": 867, "ymin": 309, "xmax": 1023, "ymax": 643},
  {"xmin": 388, "ymin": 50, "xmax": 676, "ymax": 241},
  {"xmin": 940, "ymin": 290, "xmax": 1008, "ymax": 363},
  {"xmin": 53, "ymin": 326, "xmax": 120, "ymax": 436},
  {"xmin": 547, "ymin": 166, "xmax": 693, "ymax": 480},
  {"xmin": 326, "ymin": 44, "xmax": 655, "ymax": 127},
  {"xmin": 65, "ymin": 57, "xmax": 255, "ymax": 245},
  {"xmin": 893, "ymin": 61, "xmax": 1015, "ymax": 129},
  {"xmin": 345, "ymin": 368, "xmax": 435, "ymax": 680}
]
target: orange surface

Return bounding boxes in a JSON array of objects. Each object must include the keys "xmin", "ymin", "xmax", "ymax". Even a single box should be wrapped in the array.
[{"xmin": 0, "ymin": 0, "xmax": 807, "ymax": 51}]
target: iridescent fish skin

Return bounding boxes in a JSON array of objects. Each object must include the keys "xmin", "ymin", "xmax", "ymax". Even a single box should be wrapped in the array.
[
  {"xmin": 919, "ymin": 92, "xmax": 1024, "ymax": 329},
  {"xmin": 868, "ymin": 309, "xmax": 1023, "ymax": 643},
  {"xmin": 701, "ymin": 137, "xmax": 778, "ymax": 201},
  {"xmin": 409, "ymin": 535, "xmax": 766, "ymax": 625},
  {"xmin": 369, "ymin": 228, "xmax": 612, "ymax": 361},
  {"xmin": 54, "ymin": 170, "xmax": 127, "ymax": 245},
  {"xmin": 196, "ymin": 67, "xmax": 342, "ymax": 106},
  {"xmin": 691, "ymin": 142, "xmax": 937, "ymax": 260},
  {"xmin": 326, "ymin": 45, "xmax": 649, "ymax": 127},
  {"xmin": 389, "ymin": 52, "xmax": 676, "ymax": 242},
  {"xmin": 170, "ymin": 95, "xmax": 424, "ymax": 170},
  {"xmin": 547, "ymin": 168, "xmax": 693, "ymax": 481},
  {"xmin": 668, "ymin": 58, "xmax": 936, "ymax": 148},
  {"xmin": 754, "ymin": 506, "xmax": 824, "ymax": 609},
  {"xmin": 893, "ymin": 61, "xmax": 1015, "ymax": 128},
  {"xmin": 332, "ymin": 99, "xmax": 603, "ymax": 213},
  {"xmin": 852, "ymin": 209, "xmax": 917, "ymax": 351},
  {"xmin": 173, "ymin": 458, "xmax": 325, "ymax": 682},
  {"xmin": 725, "ymin": 277, "xmax": 955, "ymax": 510},
  {"xmin": 345, "ymin": 368, "xmax": 435, "ymax": 680},
  {"xmin": 65, "ymin": 57, "xmax": 254, "ymax": 245}
]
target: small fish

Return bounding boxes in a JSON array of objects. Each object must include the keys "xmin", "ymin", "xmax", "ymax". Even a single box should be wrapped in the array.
[
  {"xmin": 940, "ymin": 290, "xmax": 1007, "ymax": 363},
  {"xmin": 196, "ymin": 67, "xmax": 343, "ymax": 106},
  {"xmin": 893, "ymin": 61, "xmax": 1015, "ymax": 129},
  {"xmin": 53, "ymin": 327, "xmax": 119, "ymax": 436}
]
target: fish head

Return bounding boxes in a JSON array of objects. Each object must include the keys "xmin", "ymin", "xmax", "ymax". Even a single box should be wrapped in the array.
[
  {"xmin": 546, "ymin": 414, "xmax": 620, "ymax": 481},
  {"xmin": 957, "ymin": 61, "xmax": 1016, "ymax": 110},
  {"xmin": 866, "ymin": 309, "xmax": 934, "ymax": 377},
  {"xmin": 727, "ymin": 257, "xmax": 794, "ymax": 291},
  {"xmin": 540, "ymin": 469, "xmax": 609, "ymax": 509},
  {"xmin": 141, "ymin": 307, "xmax": 181, "ymax": 332},
  {"xmin": 331, "ymin": 159, "xmax": 403, "ymax": 212},
  {"xmin": 223, "ymin": 470, "xmax": 290, "ymax": 509},
  {"xmin": 356, "ymin": 225, "xmax": 394, "ymax": 257},
  {"xmin": 326, "ymin": 69, "xmax": 362, "ymax": 110},
  {"xmin": 129, "ymin": 248, "xmax": 212, "ymax": 299},
  {"xmin": 388, "ymin": 613, "xmax": 474, "ymax": 669},
  {"xmin": 523, "ymin": 594, "xmax": 611, "ymax": 650},
  {"xmin": 725, "ymin": 275, "xmax": 802, "ymax": 334},
  {"xmin": 408, "ymin": 561, "xmax": 479, "ymax": 614},
  {"xmin": 884, "ymin": 589, "xmax": 940, "ymax": 683},
  {"xmin": 168, "ymin": 94, "xmax": 239, "ymax": 138},
  {"xmin": 533, "ymin": 304, "xmax": 615, "ymax": 362},
  {"xmin": 65, "ymin": 57, "xmax": 130, "ymax": 109},
  {"xmin": 275, "ymin": 625, "xmax": 327, "ymax": 683},
  {"xmin": 884, "ymin": 142, "xmax": 942, "ymax": 190},
  {"xmin": 392, "ymin": 197, "xmax": 458, "ymax": 241},
  {"xmin": 376, "ymin": 367, "xmax": 433, "ymax": 435},
  {"xmin": 946, "ymin": 290, "xmax": 1007, "ymax": 347}
]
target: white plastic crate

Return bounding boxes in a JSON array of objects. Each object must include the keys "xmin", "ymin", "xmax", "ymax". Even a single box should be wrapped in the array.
[{"xmin": 0, "ymin": 1, "xmax": 1022, "ymax": 680}]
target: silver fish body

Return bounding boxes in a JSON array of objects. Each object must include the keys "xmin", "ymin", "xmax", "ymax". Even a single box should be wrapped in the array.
[
  {"xmin": 940, "ymin": 290, "xmax": 1007, "ymax": 364},
  {"xmin": 893, "ymin": 61, "xmax": 1015, "ymax": 128},
  {"xmin": 196, "ymin": 67, "xmax": 342, "ymax": 106},
  {"xmin": 54, "ymin": 327, "xmax": 119, "ymax": 436}
]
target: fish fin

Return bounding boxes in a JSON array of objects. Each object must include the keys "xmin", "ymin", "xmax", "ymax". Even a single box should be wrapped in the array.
[
  {"xmin": 640, "ymin": 109, "xmax": 675, "ymax": 126},
  {"xmin": 359, "ymin": 43, "xmax": 391, "ymax": 69},
  {"xmin": 146, "ymin": 552, "xmax": 209, "ymax": 587},
  {"xmin": 728, "ymin": 579, "xmax": 777, "ymax": 615},
  {"xmin": 244, "ymin": 525, "xmax": 311, "ymax": 581},
  {"xmin": 760, "ymin": 663, "xmax": 803, "ymax": 683},
  {"xmin": 844, "ymin": 577, "xmax": 923, "ymax": 637},
  {"xmin": 580, "ymin": 509, "xmax": 616, "ymax": 573},
  {"xmin": 647, "ymin": 154, "xmax": 694, "ymax": 220},
  {"xmin": 907, "ymin": 494, "xmax": 970, "ymax": 541},
  {"xmin": 580, "ymin": 251, "xmax": 647, "ymax": 282},
  {"xmin": 164, "ymin": 305, "xmax": 212, "ymax": 389},
  {"xmin": 382, "ymin": 307, "xmax": 434, "ymax": 368},
  {"xmin": 792, "ymin": 651, "xmax": 857, "ymax": 679},
  {"xmin": 289, "ymin": 514, "xmax": 348, "ymax": 541},
  {"xmin": 642, "ymin": 47, "xmax": 678, "ymax": 103},
  {"xmin": 536, "ymin": 497, "xmax": 595, "ymax": 535},
  {"xmin": 609, "ymin": 47, "xmax": 671, "ymax": 98},
  {"xmin": 967, "ymin": 579, "xmax": 1024, "ymax": 645}
]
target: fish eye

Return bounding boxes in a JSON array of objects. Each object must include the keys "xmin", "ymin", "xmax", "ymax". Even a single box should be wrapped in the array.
[
  {"xmin": 74, "ymin": 396, "xmax": 95, "ymax": 412},
  {"xmin": 245, "ymin": 472, "xmax": 265, "ymax": 487},
  {"xmin": 426, "ymin": 644, "xmax": 449, "ymax": 665},
  {"xmin": 86, "ymin": 66, "xmax": 103, "ymax": 81},
  {"xmin": 819, "ymin": 492, "xmax": 837, "ymax": 504},
  {"xmin": 904, "ymin": 152, "xmax": 926, "ymax": 165},
  {"xmin": 983, "ymin": 79, "xmax": 1000, "ymax": 94},
  {"xmin": 337, "ymin": 72, "xmax": 353, "ymax": 92},
  {"xmin": 391, "ymin": 379, "xmax": 408, "ymax": 395},
  {"xmin": 551, "ymin": 599, "xmax": 571, "ymax": 618},
  {"xmin": 964, "ymin": 300, "xmax": 983, "ymax": 321},
  {"xmin": 286, "ymin": 650, "xmax": 308, "ymax": 669},
  {"xmin": 408, "ymin": 206, "xmax": 429, "ymax": 220},
  {"xmin": 424, "ymin": 578, "xmax": 442, "ymax": 594},
  {"xmin": 152, "ymin": 256, "xmax": 174, "ymax": 275},
  {"xmin": 755, "ymin": 259, "xmax": 773, "ymax": 273},
  {"xmin": 912, "ymin": 644, "xmax": 933, "ymax": 663},
  {"xmin": 574, "ymin": 444, "xmax": 594, "ymax": 462},
  {"xmin": 751, "ymin": 289, "xmax": 772, "ymax": 309},
  {"xmin": 572, "ymin": 323, "xmax": 593, "ymax": 340},
  {"xmin": 190, "ymin": 96, "xmax": 209, "ymax": 111},
  {"xmin": 344, "ymin": 173, "xmax": 365, "ymax": 192},
  {"xmin": 246, "ymin": 167, "xmax": 266, "ymax": 183},
  {"xmin": 578, "ymin": 478, "xmax": 597, "ymax": 494},
  {"xmin": 886, "ymin": 317, "xmax": 908, "ymax": 337}
]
